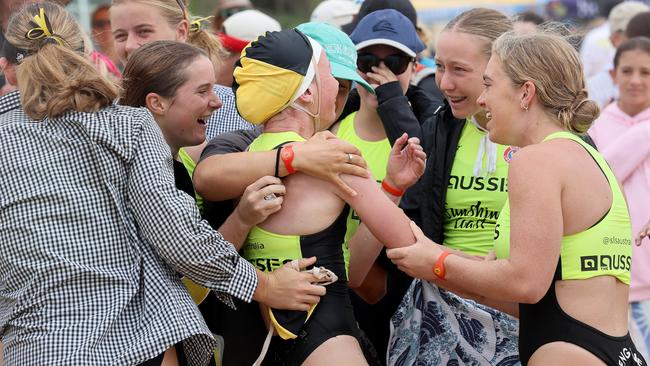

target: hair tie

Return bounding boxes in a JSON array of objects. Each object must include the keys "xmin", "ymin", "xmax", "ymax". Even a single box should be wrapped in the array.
[
  {"xmin": 25, "ymin": 7, "xmax": 69, "ymax": 48},
  {"xmin": 190, "ymin": 16, "xmax": 214, "ymax": 33}
]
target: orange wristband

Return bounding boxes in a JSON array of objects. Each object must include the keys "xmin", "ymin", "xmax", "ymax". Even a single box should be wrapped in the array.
[
  {"xmin": 433, "ymin": 251, "xmax": 451, "ymax": 280},
  {"xmin": 381, "ymin": 180, "xmax": 403, "ymax": 197},
  {"xmin": 280, "ymin": 145, "xmax": 297, "ymax": 174}
]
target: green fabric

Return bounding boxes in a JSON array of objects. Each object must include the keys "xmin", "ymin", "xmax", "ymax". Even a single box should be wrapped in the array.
[
  {"xmin": 494, "ymin": 131, "xmax": 632, "ymax": 284},
  {"xmin": 335, "ymin": 112, "xmax": 391, "ymax": 275},
  {"xmin": 296, "ymin": 22, "xmax": 374, "ymax": 94},
  {"xmin": 178, "ymin": 147, "xmax": 203, "ymax": 212},
  {"xmin": 244, "ymin": 131, "xmax": 306, "ymax": 271},
  {"xmin": 443, "ymin": 119, "xmax": 510, "ymax": 256}
]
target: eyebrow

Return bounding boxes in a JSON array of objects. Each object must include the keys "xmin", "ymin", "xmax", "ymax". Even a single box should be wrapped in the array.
[{"xmin": 196, "ymin": 83, "xmax": 213, "ymax": 91}]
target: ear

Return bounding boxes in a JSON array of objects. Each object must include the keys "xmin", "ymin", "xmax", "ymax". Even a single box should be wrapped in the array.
[
  {"xmin": 176, "ymin": 19, "xmax": 189, "ymax": 42},
  {"xmin": 296, "ymin": 84, "xmax": 315, "ymax": 105},
  {"xmin": 520, "ymin": 80, "xmax": 536, "ymax": 109},
  {"xmin": 1, "ymin": 58, "xmax": 18, "ymax": 86},
  {"xmin": 145, "ymin": 93, "xmax": 169, "ymax": 116}
]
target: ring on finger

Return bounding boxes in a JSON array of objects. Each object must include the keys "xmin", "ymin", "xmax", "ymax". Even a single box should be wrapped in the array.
[
  {"xmin": 347, "ymin": 153, "xmax": 353, "ymax": 164},
  {"xmin": 264, "ymin": 193, "xmax": 277, "ymax": 201}
]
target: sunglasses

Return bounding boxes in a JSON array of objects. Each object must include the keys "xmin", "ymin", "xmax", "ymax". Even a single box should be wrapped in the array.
[{"xmin": 357, "ymin": 53, "xmax": 415, "ymax": 75}]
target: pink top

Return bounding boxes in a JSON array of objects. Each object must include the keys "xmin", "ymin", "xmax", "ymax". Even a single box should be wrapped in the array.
[{"xmin": 589, "ymin": 103, "xmax": 650, "ymax": 302}]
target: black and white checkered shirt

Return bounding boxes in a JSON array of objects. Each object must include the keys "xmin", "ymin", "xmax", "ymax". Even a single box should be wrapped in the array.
[
  {"xmin": 207, "ymin": 85, "xmax": 255, "ymax": 140},
  {"xmin": 0, "ymin": 90, "xmax": 20, "ymax": 116},
  {"xmin": 0, "ymin": 105, "xmax": 258, "ymax": 365}
]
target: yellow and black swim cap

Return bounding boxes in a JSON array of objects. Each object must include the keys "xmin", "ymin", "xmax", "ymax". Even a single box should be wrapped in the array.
[{"xmin": 233, "ymin": 29, "xmax": 322, "ymax": 125}]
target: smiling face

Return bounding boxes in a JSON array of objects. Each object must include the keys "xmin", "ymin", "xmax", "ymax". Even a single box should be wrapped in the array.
[
  {"xmin": 110, "ymin": 1, "xmax": 187, "ymax": 63},
  {"xmin": 477, "ymin": 54, "xmax": 522, "ymax": 145},
  {"xmin": 612, "ymin": 49, "xmax": 650, "ymax": 116},
  {"xmin": 155, "ymin": 56, "xmax": 222, "ymax": 152},
  {"xmin": 435, "ymin": 30, "xmax": 490, "ymax": 119}
]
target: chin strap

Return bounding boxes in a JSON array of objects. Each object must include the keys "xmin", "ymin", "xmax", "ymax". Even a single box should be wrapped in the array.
[
  {"xmin": 469, "ymin": 116, "xmax": 497, "ymax": 177},
  {"xmin": 289, "ymin": 54, "xmax": 322, "ymax": 133}
]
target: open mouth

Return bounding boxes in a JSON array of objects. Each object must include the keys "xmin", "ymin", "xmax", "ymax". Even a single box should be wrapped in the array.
[
  {"xmin": 447, "ymin": 96, "xmax": 467, "ymax": 104},
  {"xmin": 197, "ymin": 115, "xmax": 211, "ymax": 125}
]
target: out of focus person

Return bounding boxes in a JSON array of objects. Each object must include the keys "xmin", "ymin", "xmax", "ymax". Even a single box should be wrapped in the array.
[
  {"xmin": 588, "ymin": 36, "xmax": 650, "ymax": 360},
  {"xmin": 580, "ymin": 0, "xmax": 621, "ymax": 79},
  {"xmin": 211, "ymin": 0, "xmax": 252, "ymax": 33},
  {"xmin": 215, "ymin": 9, "xmax": 280, "ymax": 87},
  {"xmin": 587, "ymin": 1, "xmax": 649, "ymax": 108},
  {"xmin": 310, "ymin": 0, "xmax": 361, "ymax": 29},
  {"xmin": 90, "ymin": 4, "xmax": 121, "ymax": 69},
  {"xmin": 513, "ymin": 10, "xmax": 545, "ymax": 34},
  {"xmin": 626, "ymin": 11, "xmax": 650, "ymax": 38}
]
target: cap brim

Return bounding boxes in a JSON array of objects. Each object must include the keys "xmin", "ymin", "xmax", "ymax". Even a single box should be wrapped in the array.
[
  {"xmin": 355, "ymin": 39, "xmax": 416, "ymax": 57},
  {"xmin": 330, "ymin": 62, "xmax": 375, "ymax": 95}
]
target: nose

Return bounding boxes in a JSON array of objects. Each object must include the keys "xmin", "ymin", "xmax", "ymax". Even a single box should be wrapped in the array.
[
  {"xmin": 124, "ymin": 35, "xmax": 141, "ymax": 59},
  {"xmin": 437, "ymin": 70, "xmax": 454, "ymax": 92},
  {"xmin": 477, "ymin": 89, "xmax": 487, "ymax": 109},
  {"xmin": 209, "ymin": 89, "xmax": 223, "ymax": 111}
]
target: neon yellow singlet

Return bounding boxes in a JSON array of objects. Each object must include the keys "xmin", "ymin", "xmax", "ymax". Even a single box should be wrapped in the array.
[
  {"xmin": 443, "ymin": 119, "xmax": 511, "ymax": 256},
  {"xmin": 244, "ymin": 131, "xmax": 307, "ymax": 272},
  {"xmin": 178, "ymin": 147, "xmax": 203, "ymax": 211},
  {"xmin": 494, "ymin": 132, "xmax": 632, "ymax": 284},
  {"xmin": 335, "ymin": 112, "xmax": 391, "ymax": 274}
]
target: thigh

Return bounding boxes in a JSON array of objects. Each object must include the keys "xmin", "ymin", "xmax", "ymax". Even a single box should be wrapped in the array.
[
  {"xmin": 302, "ymin": 335, "xmax": 367, "ymax": 366},
  {"xmin": 529, "ymin": 342, "xmax": 605, "ymax": 366}
]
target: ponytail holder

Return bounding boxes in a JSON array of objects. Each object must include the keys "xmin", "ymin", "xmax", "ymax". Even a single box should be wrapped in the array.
[
  {"xmin": 190, "ymin": 16, "xmax": 214, "ymax": 33},
  {"xmin": 25, "ymin": 7, "xmax": 67, "ymax": 48}
]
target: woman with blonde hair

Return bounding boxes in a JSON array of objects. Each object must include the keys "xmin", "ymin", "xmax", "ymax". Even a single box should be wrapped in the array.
[
  {"xmin": 0, "ymin": 3, "xmax": 327, "ymax": 365},
  {"xmin": 389, "ymin": 30, "xmax": 645, "ymax": 365}
]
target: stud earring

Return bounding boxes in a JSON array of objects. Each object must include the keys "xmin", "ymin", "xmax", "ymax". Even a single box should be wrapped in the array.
[{"xmin": 485, "ymin": 111, "xmax": 492, "ymax": 120}]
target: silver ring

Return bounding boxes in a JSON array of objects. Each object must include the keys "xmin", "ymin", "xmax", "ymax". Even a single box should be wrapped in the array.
[
  {"xmin": 264, "ymin": 193, "xmax": 277, "ymax": 201},
  {"xmin": 347, "ymin": 153, "xmax": 353, "ymax": 164}
]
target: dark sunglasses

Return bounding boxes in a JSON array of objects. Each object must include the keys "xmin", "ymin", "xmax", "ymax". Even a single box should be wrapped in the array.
[{"xmin": 357, "ymin": 53, "xmax": 415, "ymax": 75}]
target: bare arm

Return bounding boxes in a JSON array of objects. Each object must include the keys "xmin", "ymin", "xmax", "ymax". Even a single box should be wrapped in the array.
[
  {"xmin": 388, "ymin": 148, "xmax": 563, "ymax": 304},
  {"xmin": 194, "ymin": 131, "xmax": 369, "ymax": 201}
]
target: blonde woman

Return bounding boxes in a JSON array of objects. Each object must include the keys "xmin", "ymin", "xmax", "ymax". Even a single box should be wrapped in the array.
[{"xmin": 389, "ymin": 31, "xmax": 645, "ymax": 366}]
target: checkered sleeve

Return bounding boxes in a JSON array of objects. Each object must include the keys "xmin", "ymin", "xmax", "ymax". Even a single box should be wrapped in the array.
[
  {"xmin": 0, "ymin": 90, "xmax": 21, "ymax": 116},
  {"xmin": 126, "ymin": 111, "xmax": 258, "ymax": 305}
]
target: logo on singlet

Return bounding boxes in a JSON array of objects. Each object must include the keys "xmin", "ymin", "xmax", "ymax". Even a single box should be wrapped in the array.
[
  {"xmin": 580, "ymin": 255, "xmax": 631, "ymax": 272},
  {"xmin": 503, "ymin": 146, "xmax": 519, "ymax": 163}
]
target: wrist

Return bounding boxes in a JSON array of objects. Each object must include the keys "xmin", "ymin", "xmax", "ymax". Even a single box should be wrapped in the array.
[
  {"xmin": 381, "ymin": 179, "xmax": 403, "ymax": 197},
  {"xmin": 280, "ymin": 145, "xmax": 297, "ymax": 175},
  {"xmin": 433, "ymin": 251, "xmax": 452, "ymax": 280}
]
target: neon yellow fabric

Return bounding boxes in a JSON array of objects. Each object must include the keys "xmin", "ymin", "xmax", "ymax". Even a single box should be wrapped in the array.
[
  {"xmin": 178, "ymin": 147, "xmax": 203, "ymax": 212},
  {"xmin": 443, "ymin": 119, "xmax": 510, "ymax": 256},
  {"xmin": 244, "ymin": 131, "xmax": 306, "ymax": 271},
  {"xmin": 335, "ymin": 112, "xmax": 391, "ymax": 275},
  {"xmin": 494, "ymin": 131, "xmax": 632, "ymax": 284}
]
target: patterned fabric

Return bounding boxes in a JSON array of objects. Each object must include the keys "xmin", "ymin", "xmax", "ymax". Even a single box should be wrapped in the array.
[
  {"xmin": 0, "ymin": 106, "xmax": 258, "ymax": 365},
  {"xmin": 0, "ymin": 90, "xmax": 21, "ymax": 115},
  {"xmin": 630, "ymin": 301, "xmax": 650, "ymax": 361},
  {"xmin": 389, "ymin": 280, "xmax": 520, "ymax": 366},
  {"xmin": 206, "ymin": 85, "xmax": 255, "ymax": 140}
]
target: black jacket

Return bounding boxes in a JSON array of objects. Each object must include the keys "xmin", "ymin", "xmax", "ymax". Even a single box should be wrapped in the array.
[{"xmin": 370, "ymin": 82, "xmax": 464, "ymax": 244}]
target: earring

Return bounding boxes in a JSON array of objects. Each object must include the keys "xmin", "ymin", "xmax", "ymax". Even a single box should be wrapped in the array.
[
  {"xmin": 485, "ymin": 111, "xmax": 492, "ymax": 120},
  {"xmin": 521, "ymin": 104, "xmax": 529, "ymax": 111}
]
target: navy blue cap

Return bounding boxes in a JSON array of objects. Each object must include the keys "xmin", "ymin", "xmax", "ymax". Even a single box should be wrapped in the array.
[{"xmin": 350, "ymin": 9, "xmax": 425, "ymax": 57}]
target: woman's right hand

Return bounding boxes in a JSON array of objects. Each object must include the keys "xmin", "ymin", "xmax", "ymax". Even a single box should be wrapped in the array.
[
  {"xmin": 262, "ymin": 257, "xmax": 327, "ymax": 311},
  {"xmin": 636, "ymin": 219, "xmax": 650, "ymax": 246},
  {"xmin": 292, "ymin": 131, "xmax": 369, "ymax": 196},
  {"xmin": 234, "ymin": 176, "xmax": 285, "ymax": 226}
]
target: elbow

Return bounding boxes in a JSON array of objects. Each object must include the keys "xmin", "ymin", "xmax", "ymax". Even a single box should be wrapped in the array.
[{"xmin": 515, "ymin": 280, "xmax": 547, "ymax": 304}]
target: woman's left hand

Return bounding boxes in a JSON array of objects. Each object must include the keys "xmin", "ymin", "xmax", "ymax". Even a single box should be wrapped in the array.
[
  {"xmin": 387, "ymin": 221, "xmax": 443, "ymax": 281},
  {"xmin": 385, "ymin": 133, "xmax": 426, "ymax": 192}
]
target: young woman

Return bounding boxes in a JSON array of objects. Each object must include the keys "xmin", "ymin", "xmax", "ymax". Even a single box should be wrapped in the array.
[
  {"xmin": 385, "ymin": 9, "xmax": 520, "ymax": 365},
  {"xmin": 588, "ymin": 37, "xmax": 650, "ymax": 358},
  {"xmin": 0, "ymin": 3, "xmax": 326, "ymax": 365},
  {"xmin": 389, "ymin": 30, "xmax": 645, "ymax": 366},
  {"xmin": 232, "ymin": 28, "xmax": 424, "ymax": 365}
]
